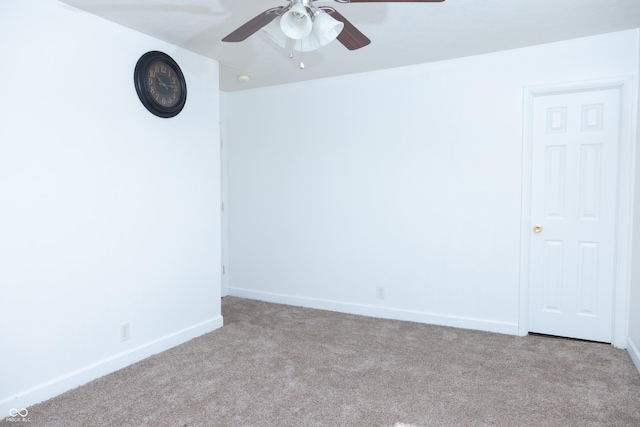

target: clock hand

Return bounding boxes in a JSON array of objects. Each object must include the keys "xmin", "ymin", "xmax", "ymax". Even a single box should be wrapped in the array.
[{"xmin": 156, "ymin": 76, "xmax": 177, "ymax": 90}]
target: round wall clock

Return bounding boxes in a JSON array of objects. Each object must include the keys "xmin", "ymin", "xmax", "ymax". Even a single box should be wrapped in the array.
[{"xmin": 134, "ymin": 51, "xmax": 187, "ymax": 118}]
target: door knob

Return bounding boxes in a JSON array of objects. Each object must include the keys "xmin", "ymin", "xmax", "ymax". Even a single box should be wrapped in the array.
[{"xmin": 533, "ymin": 224, "xmax": 543, "ymax": 233}]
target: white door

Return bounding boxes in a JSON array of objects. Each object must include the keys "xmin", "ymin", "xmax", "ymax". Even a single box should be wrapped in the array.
[{"xmin": 528, "ymin": 88, "xmax": 620, "ymax": 343}]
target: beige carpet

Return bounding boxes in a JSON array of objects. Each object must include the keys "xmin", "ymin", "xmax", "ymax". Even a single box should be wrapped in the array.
[{"xmin": 6, "ymin": 296, "xmax": 640, "ymax": 426}]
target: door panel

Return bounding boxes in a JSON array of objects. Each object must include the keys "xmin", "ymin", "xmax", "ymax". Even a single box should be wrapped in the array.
[{"xmin": 529, "ymin": 88, "xmax": 620, "ymax": 343}]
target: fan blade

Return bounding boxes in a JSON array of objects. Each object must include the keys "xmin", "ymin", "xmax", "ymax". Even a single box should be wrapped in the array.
[
  {"xmin": 222, "ymin": 7, "xmax": 284, "ymax": 42},
  {"xmin": 340, "ymin": 0, "xmax": 444, "ymax": 2},
  {"xmin": 323, "ymin": 8, "xmax": 371, "ymax": 50}
]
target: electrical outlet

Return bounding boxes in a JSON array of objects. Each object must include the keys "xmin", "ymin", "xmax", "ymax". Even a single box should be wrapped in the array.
[
  {"xmin": 376, "ymin": 286, "xmax": 385, "ymax": 300},
  {"xmin": 120, "ymin": 323, "xmax": 130, "ymax": 342}
]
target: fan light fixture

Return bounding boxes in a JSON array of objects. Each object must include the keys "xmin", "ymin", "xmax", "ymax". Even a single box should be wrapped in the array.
[
  {"xmin": 261, "ymin": 0, "xmax": 344, "ymax": 59},
  {"xmin": 222, "ymin": 0, "xmax": 444, "ymax": 63}
]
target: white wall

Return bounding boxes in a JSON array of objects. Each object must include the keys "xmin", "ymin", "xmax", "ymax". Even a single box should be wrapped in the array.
[
  {"xmin": 0, "ymin": 0, "xmax": 221, "ymax": 414},
  {"xmin": 226, "ymin": 30, "xmax": 639, "ymax": 336},
  {"xmin": 629, "ymin": 31, "xmax": 640, "ymax": 371}
]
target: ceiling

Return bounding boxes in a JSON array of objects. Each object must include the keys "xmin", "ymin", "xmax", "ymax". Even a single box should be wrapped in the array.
[{"xmin": 59, "ymin": 0, "xmax": 640, "ymax": 92}]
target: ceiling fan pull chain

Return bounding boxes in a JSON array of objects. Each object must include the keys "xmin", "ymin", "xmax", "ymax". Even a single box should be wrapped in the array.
[{"xmin": 300, "ymin": 49, "xmax": 305, "ymax": 69}]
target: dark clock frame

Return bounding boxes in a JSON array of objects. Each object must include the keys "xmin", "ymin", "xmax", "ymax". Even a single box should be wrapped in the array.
[{"xmin": 134, "ymin": 51, "xmax": 187, "ymax": 118}]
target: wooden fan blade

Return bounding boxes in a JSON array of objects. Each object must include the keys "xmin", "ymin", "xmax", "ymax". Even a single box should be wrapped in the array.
[
  {"xmin": 324, "ymin": 8, "xmax": 371, "ymax": 50},
  {"xmin": 222, "ymin": 7, "xmax": 284, "ymax": 42}
]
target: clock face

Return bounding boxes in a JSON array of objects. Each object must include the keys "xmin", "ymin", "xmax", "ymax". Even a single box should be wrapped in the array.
[
  {"xmin": 134, "ymin": 52, "xmax": 187, "ymax": 118},
  {"xmin": 145, "ymin": 60, "xmax": 181, "ymax": 108}
]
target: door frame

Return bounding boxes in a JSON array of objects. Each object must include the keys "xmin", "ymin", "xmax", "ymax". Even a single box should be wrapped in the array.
[
  {"xmin": 220, "ymin": 103, "xmax": 230, "ymax": 298},
  {"xmin": 519, "ymin": 76, "xmax": 636, "ymax": 348}
]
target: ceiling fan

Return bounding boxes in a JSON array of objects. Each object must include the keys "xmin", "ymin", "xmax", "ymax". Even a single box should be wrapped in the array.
[{"xmin": 222, "ymin": 0, "xmax": 445, "ymax": 52}]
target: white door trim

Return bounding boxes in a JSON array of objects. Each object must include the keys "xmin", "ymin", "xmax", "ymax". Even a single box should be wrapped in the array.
[
  {"xmin": 220, "ymin": 100, "xmax": 230, "ymax": 297},
  {"xmin": 519, "ymin": 76, "xmax": 636, "ymax": 348}
]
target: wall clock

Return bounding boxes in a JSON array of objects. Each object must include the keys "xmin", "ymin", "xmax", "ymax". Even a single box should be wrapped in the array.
[{"xmin": 134, "ymin": 51, "xmax": 187, "ymax": 118}]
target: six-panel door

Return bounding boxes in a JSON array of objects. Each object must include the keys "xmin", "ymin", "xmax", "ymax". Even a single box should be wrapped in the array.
[{"xmin": 529, "ymin": 88, "xmax": 620, "ymax": 343}]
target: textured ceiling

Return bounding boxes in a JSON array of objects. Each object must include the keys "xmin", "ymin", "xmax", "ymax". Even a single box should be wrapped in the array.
[{"xmin": 59, "ymin": 0, "xmax": 640, "ymax": 92}]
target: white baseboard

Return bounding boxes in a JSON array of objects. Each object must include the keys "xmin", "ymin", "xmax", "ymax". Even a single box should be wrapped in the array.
[
  {"xmin": 228, "ymin": 287, "xmax": 519, "ymax": 335},
  {"xmin": 628, "ymin": 336, "xmax": 640, "ymax": 374},
  {"xmin": 0, "ymin": 316, "xmax": 223, "ymax": 417}
]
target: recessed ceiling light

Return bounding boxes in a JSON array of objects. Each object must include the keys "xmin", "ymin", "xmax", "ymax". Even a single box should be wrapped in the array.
[{"xmin": 237, "ymin": 74, "xmax": 250, "ymax": 83}]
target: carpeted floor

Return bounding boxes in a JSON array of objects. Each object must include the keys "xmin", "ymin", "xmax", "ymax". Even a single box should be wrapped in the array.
[{"xmin": 7, "ymin": 296, "xmax": 640, "ymax": 426}]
